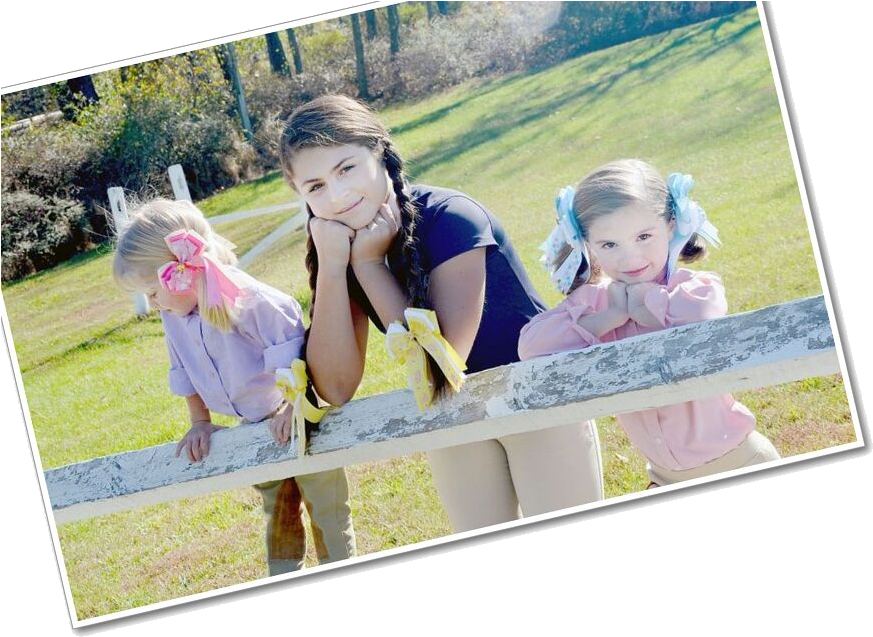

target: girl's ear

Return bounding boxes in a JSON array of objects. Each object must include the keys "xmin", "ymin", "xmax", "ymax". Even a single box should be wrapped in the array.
[{"xmin": 667, "ymin": 218, "xmax": 676, "ymax": 235}]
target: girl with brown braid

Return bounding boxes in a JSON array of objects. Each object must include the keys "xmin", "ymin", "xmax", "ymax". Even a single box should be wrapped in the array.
[{"xmin": 279, "ymin": 95, "xmax": 603, "ymax": 532}]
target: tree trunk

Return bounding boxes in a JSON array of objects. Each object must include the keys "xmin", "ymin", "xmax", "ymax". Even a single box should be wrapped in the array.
[
  {"xmin": 285, "ymin": 28, "xmax": 304, "ymax": 74},
  {"xmin": 265, "ymin": 32, "xmax": 291, "ymax": 76},
  {"xmin": 350, "ymin": 13, "xmax": 371, "ymax": 100},
  {"xmin": 67, "ymin": 76, "xmax": 99, "ymax": 104},
  {"xmin": 217, "ymin": 43, "xmax": 254, "ymax": 140},
  {"xmin": 365, "ymin": 9, "xmax": 379, "ymax": 39},
  {"xmin": 387, "ymin": 5, "xmax": 400, "ymax": 56},
  {"xmin": 58, "ymin": 75, "xmax": 99, "ymax": 120},
  {"xmin": 215, "ymin": 47, "xmax": 234, "ymax": 85}
]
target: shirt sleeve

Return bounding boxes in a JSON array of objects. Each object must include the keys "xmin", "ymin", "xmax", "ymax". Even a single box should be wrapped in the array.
[
  {"xmin": 165, "ymin": 335, "xmax": 197, "ymax": 397},
  {"xmin": 237, "ymin": 288, "xmax": 307, "ymax": 373},
  {"xmin": 421, "ymin": 195, "xmax": 498, "ymax": 271},
  {"xmin": 518, "ymin": 285, "xmax": 603, "ymax": 360},
  {"xmin": 642, "ymin": 270, "xmax": 728, "ymax": 328}
]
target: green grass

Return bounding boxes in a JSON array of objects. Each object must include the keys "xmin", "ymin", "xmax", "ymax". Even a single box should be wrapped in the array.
[
  {"xmin": 0, "ymin": 8, "xmax": 856, "ymax": 619},
  {"xmin": 62, "ymin": 455, "xmax": 450, "ymax": 619},
  {"xmin": 197, "ymin": 171, "xmax": 297, "ymax": 217}
]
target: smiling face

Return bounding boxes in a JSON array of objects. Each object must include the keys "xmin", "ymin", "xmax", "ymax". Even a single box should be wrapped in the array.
[
  {"xmin": 288, "ymin": 144, "xmax": 390, "ymax": 231},
  {"xmin": 586, "ymin": 202, "xmax": 674, "ymax": 284}
]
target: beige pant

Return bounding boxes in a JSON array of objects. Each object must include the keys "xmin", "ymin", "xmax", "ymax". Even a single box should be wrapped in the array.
[
  {"xmin": 254, "ymin": 469, "xmax": 356, "ymax": 576},
  {"xmin": 647, "ymin": 431, "xmax": 781, "ymax": 486},
  {"xmin": 427, "ymin": 420, "xmax": 603, "ymax": 532},
  {"xmin": 243, "ymin": 409, "xmax": 355, "ymax": 576}
]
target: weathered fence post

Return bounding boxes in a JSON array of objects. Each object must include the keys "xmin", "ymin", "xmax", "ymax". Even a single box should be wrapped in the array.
[
  {"xmin": 168, "ymin": 164, "xmax": 192, "ymax": 202},
  {"xmin": 107, "ymin": 187, "xmax": 149, "ymax": 317}
]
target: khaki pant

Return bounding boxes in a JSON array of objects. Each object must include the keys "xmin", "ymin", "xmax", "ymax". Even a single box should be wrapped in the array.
[
  {"xmin": 646, "ymin": 430, "xmax": 781, "ymax": 486},
  {"xmin": 427, "ymin": 420, "xmax": 603, "ymax": 532},
  {"xmin": 243, "ymin": 409, "xmax": 355, "ymax": 576},
  {"xmin": 253, "ymin": 469, "xmax": 356, "ymax": 576}
]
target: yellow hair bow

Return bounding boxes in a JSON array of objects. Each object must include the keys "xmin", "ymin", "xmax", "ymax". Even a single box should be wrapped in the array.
[
  {"xmin": 385, "ymin": 308, "xmax": 467, "ymax": 411},
  {"xmin": 275, "ymin": 359, "xmax": 328, "ymax": 456}
]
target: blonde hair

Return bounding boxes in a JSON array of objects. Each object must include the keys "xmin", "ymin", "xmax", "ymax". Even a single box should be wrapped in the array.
[
  {"xmin": 564, "ymin": 159, "xmax": 706, "ymax": 290},
  {"xmin": 112, "ymin": 198, "xmax": 240, "ymax": 331}
]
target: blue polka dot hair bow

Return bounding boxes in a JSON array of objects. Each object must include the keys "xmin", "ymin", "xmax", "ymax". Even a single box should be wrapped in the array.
[{"xmin": 540, "ymin": 186, "xmax": 591, "ymax": 294}]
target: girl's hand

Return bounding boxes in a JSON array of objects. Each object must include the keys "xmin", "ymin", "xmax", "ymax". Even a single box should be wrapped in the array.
[
  {"xmin": 606, "ymin": 281, "xmax": 629, "ymax": 315},
  {"xmin": 627, "ymin": 282, "xmax": 664, "ymax": 328},
  {"xmin": 597, "ymin": 280, "xmax": 630, "ymax": 331},
  {"xmin": 350, "ymin": 202, "xmax": 401, "ymax": 267},
  {"xmin": 268, "ymin": 402, "xmax": 295, "ymax": 447},
  {"xmin": 626, "ymin": 282, "xmax": 657, "ymax": 308},
  {"xmin": 310, "ymin": 217, "xmax": 356, "ymax": 271},
  {"xmin": 175, "ymin": 421, "xmax": 226, "ymax": 463}
]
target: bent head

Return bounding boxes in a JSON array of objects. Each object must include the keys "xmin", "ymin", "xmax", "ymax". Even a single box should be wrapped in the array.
[{"xmin": 112, "ymin": 198, "xmax": 238, "ymax": 328}]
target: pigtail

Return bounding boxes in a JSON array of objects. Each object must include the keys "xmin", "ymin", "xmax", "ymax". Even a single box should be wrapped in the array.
[
  {"xmin": 567, "ymin": 250, "xmax": 601, "ymax": 292},
  {"xmin": 299, "ymin": 208, "xmax": 319, "ymax": 364},
  {"xmin": 382, "ymin": 140, "xmax": 449, "ymax": 395},
  {"xmin": 678, "ymin": 235, "xmax": 707, "ymax": 264},
  {"xmin": 299, "ymin": 210, "xmax": 324, "ymax": 430},
  {"xmin": 664, "ymin": 192, "xmax": 707, "ymax": 265}
]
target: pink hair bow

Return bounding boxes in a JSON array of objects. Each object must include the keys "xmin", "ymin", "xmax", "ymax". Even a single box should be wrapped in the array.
[{"xmin": 158, "ymin": 229, "xmax": 243, "ymax": 308}]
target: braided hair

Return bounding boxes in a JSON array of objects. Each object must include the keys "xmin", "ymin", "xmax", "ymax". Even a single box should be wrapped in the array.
[{"xmin": 279, "ymin": 95, "xmax": 448, "ymax": 395}]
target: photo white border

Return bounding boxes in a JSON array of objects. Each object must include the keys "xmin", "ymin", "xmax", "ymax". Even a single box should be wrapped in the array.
[{"xmin": 2, "ymin": 2, "xmax": 871, "ymax": 635}]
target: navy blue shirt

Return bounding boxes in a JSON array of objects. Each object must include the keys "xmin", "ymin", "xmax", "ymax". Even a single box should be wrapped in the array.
[{"xmin": 348, "ymin": 185, "xmax": 546, "ymax": 373}]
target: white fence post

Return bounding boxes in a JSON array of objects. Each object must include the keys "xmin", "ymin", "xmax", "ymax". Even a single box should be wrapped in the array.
[
  {"xmin": 165, "ymin": 163, "xmax": 305, "ymax": 272},
  {"xmin": 107, "ymin": 187, "xmax": 150, "ymax": 317},
  {"xmin": 167, "ymin": 164, "xmax": 192, "ymax": 202}
]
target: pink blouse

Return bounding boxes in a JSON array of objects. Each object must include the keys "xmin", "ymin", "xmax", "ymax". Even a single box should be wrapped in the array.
[{"xmin": 518, "ymin": 269, "xmax": 756, "ymax": 471}]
